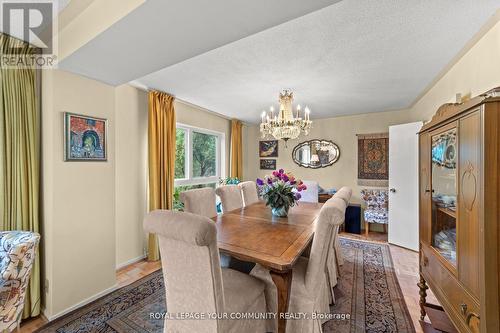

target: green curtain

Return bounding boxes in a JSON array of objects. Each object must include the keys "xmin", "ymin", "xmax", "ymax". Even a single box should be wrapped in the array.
[{"xmin": 0, "ymin": 33, "xmax": 41, "ymax": 318}]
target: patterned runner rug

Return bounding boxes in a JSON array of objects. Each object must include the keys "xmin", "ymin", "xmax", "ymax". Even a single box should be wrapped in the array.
[
  {"xmin": 324, "ymin": 238, "xmax": 415, "ymax": 332},
  {"xmin": 36, "ymin": 238, "xmax": 415, "ymax": 333}
]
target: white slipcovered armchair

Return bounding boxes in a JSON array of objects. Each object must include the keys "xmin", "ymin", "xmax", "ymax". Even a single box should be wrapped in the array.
[{"xmin": 0, "ymin": 231, "xmax": 40, "ymax": 333}]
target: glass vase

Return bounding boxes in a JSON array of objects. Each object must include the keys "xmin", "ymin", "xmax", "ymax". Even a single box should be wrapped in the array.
[{"xmin": 271, "ymin": 205, "xmax": 289, "ymax": 217}]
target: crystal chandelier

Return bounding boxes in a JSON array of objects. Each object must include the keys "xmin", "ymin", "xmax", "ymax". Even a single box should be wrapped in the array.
[{"xmin": 260, "ymin": 89, "xmax": 312, "ymax": 145}]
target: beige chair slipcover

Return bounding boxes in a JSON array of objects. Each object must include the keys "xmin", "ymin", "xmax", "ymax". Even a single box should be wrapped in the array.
[
  {"xmin": 180, "ymin": 187, "xmax": 217, "ymax": 218},
  {"xmin": 144, "ymin": 210, "xmax": 268, "ymax": 333},
  {"xmin": 323, "ymin": 197, "xmax": 347, "ymax": 305},
  {"xmin": 215, "ymin": 185, "xmax": 243, "ymax": 212},
  {"xmin": 250, "ymin": 201, "xmax": 343, "ymax": 332},
  {"xmin": 331, "ymin": 186, "xmax": 352, "ymax": 267},
  {"xmin": 238, "ymin": 181, "xmax": 259, "ymax": 206}
]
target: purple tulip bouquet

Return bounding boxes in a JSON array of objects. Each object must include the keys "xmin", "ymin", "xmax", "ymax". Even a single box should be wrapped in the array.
[{"xmin": 256, "ymin": 169, "xmax": 307, "ymax": 217}]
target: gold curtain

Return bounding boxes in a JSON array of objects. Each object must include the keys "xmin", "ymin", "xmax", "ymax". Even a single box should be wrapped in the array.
[
  {"xmin": 147, "ymin": 90, "xmax": 176, "ymax": 261},
  {"xmin": 230, "ymin": 119, "xmax": 243, "ymax": 179},
  {"xmin": 0, "ymin": 33, "xmax": 41, "ymax": 318}
]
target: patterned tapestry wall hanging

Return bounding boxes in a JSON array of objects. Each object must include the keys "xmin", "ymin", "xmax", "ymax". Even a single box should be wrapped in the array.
[{"xmin": 357, "ymin": 132, "xmax": 389, "ymax": 186}]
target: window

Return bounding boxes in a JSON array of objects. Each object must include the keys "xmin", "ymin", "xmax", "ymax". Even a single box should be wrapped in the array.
[
  {"xmin": 174, "ymin": 124, "xmax": 224, "ymax": 210},
  {"xmin": 174, "ymin": 124, "xmax": 225, "ymax": 186},
  {"xmin": 175, "ymin": 128, "xmax": 186, "ymax": 179}
]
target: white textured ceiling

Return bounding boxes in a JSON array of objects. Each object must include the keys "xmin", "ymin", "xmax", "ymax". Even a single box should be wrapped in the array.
[
  {"xmin": 134, "ymin": 0, "xmax": 500, "ymax": 123},
  {"xmin": 58, "ymin": 0, "xmax": 341, "ymax": 85}
]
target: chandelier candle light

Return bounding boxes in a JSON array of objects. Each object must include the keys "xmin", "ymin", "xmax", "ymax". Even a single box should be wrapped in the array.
[{"xmin": 260, "ymin": 89, "xmax": 312, "ymax": 146}]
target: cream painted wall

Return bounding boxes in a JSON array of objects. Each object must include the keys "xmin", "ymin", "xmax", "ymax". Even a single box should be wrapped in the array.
[
  {"xmin": 244, "ymin": 109, "xmax": 416, "ymax": 204},
  {"xmin": 42, "ymin": 69, "xmax": 116, "ymax": 318},
  {"xmin": 409, "ymin": 17, "xmax": 500, "ymax": 121},
  {"xmin": 115, "ymin": 85, "xmax": 148, "ymax": 268},
  {"xmin": 41, "ymin": 77, "xmax": 232, "ymax": 318},
  {"xmin": 175, "ymin": 100, "xmax": 231, "ymax": 178}
]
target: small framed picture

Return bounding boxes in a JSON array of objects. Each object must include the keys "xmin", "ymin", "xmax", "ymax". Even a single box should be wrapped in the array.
[
  {"xmin": 260, "ymin": 159, "xmax": 276, "ymax": 170},
  {"xmin": 259, "ymin": 140, "xmax": 278, "ymax": 157},
  {"xmin": 64, "ymin": 112, "xmax": 107, "ymax": 161}
]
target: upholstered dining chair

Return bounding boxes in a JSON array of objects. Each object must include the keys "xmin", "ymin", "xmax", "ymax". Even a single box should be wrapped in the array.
[
  {"xmin": 334, "ymin": 186, "xmax": 352, "ymax": 206},
  {"xmin": 215, "ymin": 185, "xmax": 243, "ymax": 212},
  {"xmin": 298, "ymin": 180, "xmax": 319, "ymax": 203},
  {"xmin": 180, "ymin": 188, "xmax": 234, "ymax": 267},
  {"xmin": 251, "ymin": 201, "xmax": 342, "ymax": 333},
  {"xmin": 330, "ymin": 187, "xmax": 352, "ymax": 267},
  {"xmin": 0, "ymin": 231, "xmax": 40, "ymax": 333},
  {"xmin": 361, "ymin": 189, "xmax": 389, "ymax": 235},
  {"xmin": 238, "ymin": 181, "xmax": 259, "ymax": 206},
  {"xmin": 144, "ymin": 210, "xmax": 267, "ymax": 333},
  {"xmin": 180, "ymin": 187, "xmax": 217, "ymax": 218},
  {"xmin": 323, "ymin": 196, "xmax": 348, "ymax": 304}
]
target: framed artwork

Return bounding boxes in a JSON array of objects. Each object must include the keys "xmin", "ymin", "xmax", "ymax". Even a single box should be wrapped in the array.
[
  {"xmin": 259, "ymin": 140, "xmax": 278, "ymax": 157},
  {"xmin": 260, "ymin": 159, "xmax": 276, "ymax": 170},
  {"xmin": 357, "ymin": 133, "xmax": 389, "ymax": 186},
  {"xmin": 64, "ymin": 112, "xmax": 107, "ymax": 161}
]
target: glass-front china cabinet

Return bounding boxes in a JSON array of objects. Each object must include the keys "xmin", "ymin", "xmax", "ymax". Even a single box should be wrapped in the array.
[
  {"xmin": 431, "ymin": 128, "xmax": 457, "ymax": 267},
  {"xmin": 418, "ymin": 88, "xmax": 500, "ymax": 333}
]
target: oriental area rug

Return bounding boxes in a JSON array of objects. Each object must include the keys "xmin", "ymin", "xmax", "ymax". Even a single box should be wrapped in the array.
[{"xmin": 36, "ymin": 238, "xmax": 415, "ymax": 333}]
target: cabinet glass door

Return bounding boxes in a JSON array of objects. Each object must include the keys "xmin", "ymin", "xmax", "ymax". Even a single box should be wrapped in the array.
[{"xmin": 431, "ymin": 127, "xmax": 457, "ymax": 267}]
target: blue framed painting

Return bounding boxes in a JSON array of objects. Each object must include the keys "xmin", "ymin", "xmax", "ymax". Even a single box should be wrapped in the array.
[
  {"xmin": 259, "ymin": 140, "xmax": 278, "ymax": 157},
  {"xmin": 64, "ymin": 112, "xmax": 107, "ymax": 161}
]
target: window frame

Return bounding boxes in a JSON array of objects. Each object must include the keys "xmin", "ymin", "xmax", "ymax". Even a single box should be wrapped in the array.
[{"xmin": 174, "ymin": 123, "xmax": 225, "ymax": 187}]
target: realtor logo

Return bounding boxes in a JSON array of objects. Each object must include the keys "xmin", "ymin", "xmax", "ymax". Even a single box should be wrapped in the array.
[{"xmin": 1, "ymin": 0, "xmax": 58, "ymax": 68}]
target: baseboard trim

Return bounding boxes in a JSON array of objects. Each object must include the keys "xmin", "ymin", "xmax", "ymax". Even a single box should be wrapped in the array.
[
  {"xmin": 44, "ymin": 284, "xmax": 118, "ymax": 321},
  {"xmin": 116, "ymin": 254, "xmax": 147, "ymax": 270}
]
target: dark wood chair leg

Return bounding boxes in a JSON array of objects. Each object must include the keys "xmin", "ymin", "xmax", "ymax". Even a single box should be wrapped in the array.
[{"xmin": 417, "ymin": 274, "xmax": 429, "ymax": 320}]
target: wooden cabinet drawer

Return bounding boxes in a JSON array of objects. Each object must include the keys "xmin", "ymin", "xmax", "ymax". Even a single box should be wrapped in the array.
[{"xmin": 421, "ymin": 244, "xmax": 480, "ymax": 333}]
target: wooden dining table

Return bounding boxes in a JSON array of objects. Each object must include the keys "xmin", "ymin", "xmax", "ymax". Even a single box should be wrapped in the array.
[{"xmin": 212, "ymin": 201, "xmax": 323, "ymax": 333}]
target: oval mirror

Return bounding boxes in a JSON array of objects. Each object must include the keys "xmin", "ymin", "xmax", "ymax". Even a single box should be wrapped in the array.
[{"xmin": 292, "ymin": 139, "xmax": 340, "ymax": 168}]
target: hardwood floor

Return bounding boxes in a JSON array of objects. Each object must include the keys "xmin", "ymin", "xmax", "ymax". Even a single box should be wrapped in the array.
[
  {"xmin": 21, "ymin": 232, "xmax": 438, "ymax": 333},
  {"xmin": 19, "ymin": 260, "xmax": 162, "ymax": 333}
]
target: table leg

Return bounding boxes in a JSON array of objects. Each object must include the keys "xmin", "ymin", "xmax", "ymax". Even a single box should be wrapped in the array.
[{"xmin": 270, "ymin": 269, "xmax": 293, "ymax": 333}]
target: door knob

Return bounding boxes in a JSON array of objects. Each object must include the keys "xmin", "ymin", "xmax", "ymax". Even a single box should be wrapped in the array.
[
  {"xmin": 460, "ymin": 303, "xmax": 467, "ymax": 315},
  {"xmin": 390, "ymin": 188, "xmax": 396, "ymax": 193}
]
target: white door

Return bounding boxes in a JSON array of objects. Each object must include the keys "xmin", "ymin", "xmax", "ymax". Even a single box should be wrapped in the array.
[{"xmin": 388, "ymin": 121, "xmax": 423, "ymax": 251}]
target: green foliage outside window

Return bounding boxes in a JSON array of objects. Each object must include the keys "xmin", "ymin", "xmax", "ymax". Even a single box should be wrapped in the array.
[
  {"xmin": 173, "ymin": 127, "xmax": 219, "ymax": 210},
  {"xmin": 192, "ymin": 131, "xmax": 216, "ymax": 177},
  {"xmin": 175, "ymin": 128, "xmax": 185, "ymax": 179}
]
